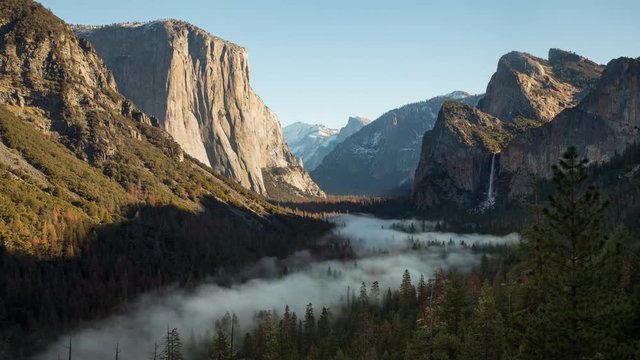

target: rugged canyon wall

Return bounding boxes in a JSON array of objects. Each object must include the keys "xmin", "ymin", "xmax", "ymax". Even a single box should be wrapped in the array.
[
  {"xmin": 75, "ymin": 21, "xmax": 324, "ymax": 199},
  {"xmin": 499, "ymin": 57, "xmax": 640, "ymax": 196},
  {"xmin": 412, "ymin": 102, "xmax": 510, "ymax": 208},
  {"xmin": 412, "ymin": 49, "xmax": 638, "ymax": 210}
]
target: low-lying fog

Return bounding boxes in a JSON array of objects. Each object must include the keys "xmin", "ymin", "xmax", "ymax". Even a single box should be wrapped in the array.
[{"xmin": 34, "ymin": 214, "xmax": 519, "ymax": 360}]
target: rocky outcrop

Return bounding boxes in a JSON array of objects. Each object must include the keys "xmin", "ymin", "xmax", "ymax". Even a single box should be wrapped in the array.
[
  {"xmin": 412, "ymin": 102, "xmax": 511, "ymax": 207},
  {"xmin": 284, "ymin": 116, "xmax": 370, "ymax": 171},
  {"xmin": 0, "ymin": 0, "xmax": 146, "ymax": 162},
  {"xmin": 478, "ymin": 49, "xmax": 603, "ymax": 122},
  {"xmin": 500, "ymin": 57, "xmax": 640, "ymax": 195},
  {"xmin": 75, "ymin": 21, "xmax": 324, "ymax": 199},
  {"xmin": 311, "ymin": 92, "xmax": 481, "ymax": 195},
  {"xmin": 413, "ymin": 51, "xmax": 638, "ymax": 210}
]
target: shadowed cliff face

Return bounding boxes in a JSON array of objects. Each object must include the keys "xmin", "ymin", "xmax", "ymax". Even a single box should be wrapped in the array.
[
  {"xmin": 412, "ymin": 102, "xmax": 510, "ymax": 208},
  {"xmin": 413, "ymin": 51, "xmax": 639, "ymax": 210},
  {"xmin": 499, "ymin": 57, "xmax": 640, "ymax": 196},
  {"xmin": 75, "ymin": 21, "xmax": 324, "ymax": 199}
]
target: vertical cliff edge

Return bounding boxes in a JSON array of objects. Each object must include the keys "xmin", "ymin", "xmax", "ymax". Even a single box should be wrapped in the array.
[{"xmin": 75, "ymin": 21, "xmax": 324, "ymax": 199}]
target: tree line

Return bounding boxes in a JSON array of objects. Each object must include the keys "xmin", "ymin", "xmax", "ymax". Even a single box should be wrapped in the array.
[{"xmin": 139, "ymin": 148, "xmax": 639, "ymax": 360}]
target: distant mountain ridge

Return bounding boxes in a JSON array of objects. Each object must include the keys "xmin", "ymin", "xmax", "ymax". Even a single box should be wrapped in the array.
[
  {"xmin": 311, "ymin": 91, "xmax": 482, "ymax": 195},
  {"xmin": 284, "ymin": 116, "xmax": 370, "ymax": 171}
]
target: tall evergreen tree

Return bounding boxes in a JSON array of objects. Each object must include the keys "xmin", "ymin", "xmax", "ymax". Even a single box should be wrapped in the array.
[
  {"xmin": 400, "ymin": 269, "xmax": 417, "ymax": 310},
  {"xmin": 417, "ymin": 274, "xmax": 429, "ymax": 309},
  {"xmin": 359, "ymin": 282, "xmax": 369, "ymax": 304},
  {"xmin": 464, "ymin": 284, "xmax": 504, "ymax": 360},
  {"xmin": 160, "ymin": 328, "xmax": 184, "ymax": 360},
  {"xmin": 211, "ymin": 330, "xmax": 230, "ymax": 360},
  {"xmin": 371, "ymin": 281, "xmax": 381, "ymax": 305},
  {"xmin": 302, "ymin": 303, "xmax": 316, "ymax": 354},
  {"xmin": 278, "ymin": 305, "xmax": 298, "ymax": 360},
  {"xmin": 517, "ymin": 146, "xmax": 633, "ymax": 360}
]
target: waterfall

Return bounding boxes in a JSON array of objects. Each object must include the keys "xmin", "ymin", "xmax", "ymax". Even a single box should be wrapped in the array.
[
  {"xmin": 479, "ymin": 153, "xmax": 497, "ymax": 212},
  {"xmin": 487, "ymin": 153, "xmax": 496, "ymax": 204}
]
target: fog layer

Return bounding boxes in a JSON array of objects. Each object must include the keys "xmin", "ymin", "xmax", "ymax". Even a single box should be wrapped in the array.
[{"xmin": 35, "ymin": 214, "xmax": 519, "ymax": 360}]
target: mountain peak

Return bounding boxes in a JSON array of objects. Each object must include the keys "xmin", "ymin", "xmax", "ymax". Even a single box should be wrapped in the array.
[
  {"xmin": 441, "ymin": 90, "xmax": 472, "ymax": 100},
  {"xmin": 347, "ymin": 116, "xmax": 371, "ymax": 127}
]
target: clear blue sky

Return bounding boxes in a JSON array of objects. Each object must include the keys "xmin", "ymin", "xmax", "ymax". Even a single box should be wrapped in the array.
[{"xmin": 39, "ymin": 0, "xmax": 639, "ymax": 128}]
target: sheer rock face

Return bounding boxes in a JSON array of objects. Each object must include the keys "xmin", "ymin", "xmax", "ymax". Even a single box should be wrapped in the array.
[
  {"xmin": 76, "ymin": 21, "xmax": 324, "ymax": 199},
  {"xmin": 478, "ymin": 49, "xmax": 603, "ymax": 122},
  {"xmin": 413, "ymin": 52, "xmax": 639, "ymax": 210},
  {"xmin": 311, "ymin": 92, "xmax": 481, "ymax": 195},
  {"xmin": 500, "ymin": 57, "xmax": 640, "ymax": 195},
  {"xmin": 412, "ymin": 102, "xmax": 510, "ymax": 208}
]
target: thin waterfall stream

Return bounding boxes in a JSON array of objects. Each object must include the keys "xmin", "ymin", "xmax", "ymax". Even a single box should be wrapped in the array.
[{"xmin": 478, "ymin": 153, "xmax": 497, "ymax": 212}]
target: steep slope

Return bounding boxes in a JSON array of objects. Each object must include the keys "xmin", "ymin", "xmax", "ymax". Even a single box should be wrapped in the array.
[
  {"xmin": 478, "ymin": 49, "xmax": 603, "ymax": 122},
  {"xmin": 74, "ymin": 21, "xmax": 323, "ymax": 199},
  {"xmin": 413, "ymin": 49, "xmax": 604, "ymax": 209},
  {"xmin": 0, "ymin": 3, "xmax": 333, "ymax": 357},
  {"xmin": 312, "ymin": 92, "xmax": 481, "ymax": 195},
  {"xmin": 0, "ymin": 0, "xmax": 286, "ymax": 255},
  {"xmin": 284, "ymin": 116, "xmax": 370, "ymax": 171},
  {"xmin": 500, "ymin": 57, "xmax": 640, "ymax": 196},
  {"xmin": 413, "ymin": 102, "xmax": 513, "ymax": 208}
]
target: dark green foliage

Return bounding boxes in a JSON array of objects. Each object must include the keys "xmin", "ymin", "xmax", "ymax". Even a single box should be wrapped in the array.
[
  {"xmin": 211, "ymin": 330, "xmax": 230, "ymax": 360},
  {"xmin": 515, "ymin": 146, "xmax": 635, "ymax": 360},
  {"xmin": 181, "ymin": 147, "xmax": 640, "ymax": 360},
  {"xmin": 464, "ymin": 284, "xmax": 504, "ymax": 360}
]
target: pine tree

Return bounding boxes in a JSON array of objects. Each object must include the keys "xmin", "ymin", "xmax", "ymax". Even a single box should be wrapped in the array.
[
  {"xmin": 160, "ymin": 328, "xmax": 184, "ymax": 360},
  {"xmin": 260, "ymin": 311, "xmax": 279, "ymax": 360},
  {"xmin": 211, "ymin": 330, "xmax": 230, "ymax": 360},
  {"xmin": 518, "ymin": 146, "xmax": 633, "ymax": 360},
  {"xmin": 400, "ymin": 269, "xmax": 417, "ymax": 310},
  {"xmin": 302, "ymin": 303, "xmax": 316, "ymax": 353},
  {"xmin": 371, "ymin": 281, "xmax": 381, "ymax": 305},
  {"xmin": 317, "ymin": 307, "xmax": 331, "ymax": 339},
  {"xmin": 464, "ymin": 283, "xmax": 504, "ymax": 360},
  {"xmin": 358, "ymin": 282, "xmax": 369, "ymax": 304},
  {"xmin": 278, "ymin": 305, "xmax": 298, "ymax": 360},
  {"xmin": 417, "ymin": 275, "xmax": 428, "ymax": 309}
]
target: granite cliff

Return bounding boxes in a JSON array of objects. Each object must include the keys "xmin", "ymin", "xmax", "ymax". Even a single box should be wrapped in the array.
[
  {"xmin": 75, "ymin": 21, "xmax": 324, "ymax": 199},
  {"xmin": 499, "ymin": 57, "xmax": 640, "ymax": 196},
  {"xmin": 413, "ymin": 50, "xmax": 639, "ymax": 210},
  {"xmin": 478, "ymin": 48, "xmax": 603, "ymax": 122}
]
